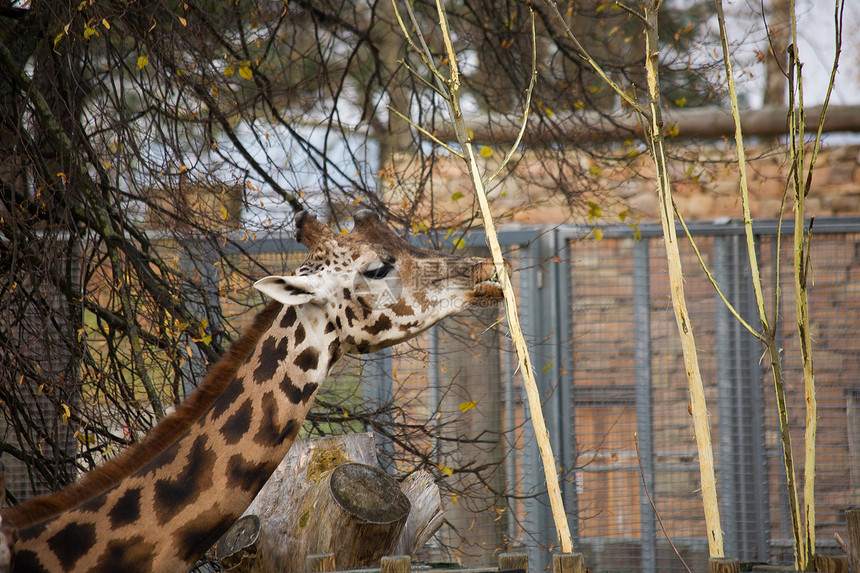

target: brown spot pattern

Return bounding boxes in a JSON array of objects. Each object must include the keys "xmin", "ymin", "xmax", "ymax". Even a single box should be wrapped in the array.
[
  {"xmin": 94, "ymin": 536, "xmax": 156, "ymax": 573},
  {"xmin": 154, "ymin": 435, "xmax": 215, "ymax": 524},
  {"xmin": 253, "ymin": 336, "xmax": 290, "ymax": 384},
  {"xmin": 48, "ymin": 522, "xmax": 95, "ymax": 571},
  {"xmin": 364, "ymin": 314, "xmax": 392, "ymax": 335},
  {"xmin": 108, "ymin": 487, "xmax": 142, "ymax": 528},
  {"xmin": 219, "ymin": 398, "xmax": 253, "ymax": 445},
  {"xmin": 280, "ymin": 306, "xmax": 298, "ymax": 328},
  {"xmin": 294, "ymin": 347, "xmax": 319, "ymax": 372}
]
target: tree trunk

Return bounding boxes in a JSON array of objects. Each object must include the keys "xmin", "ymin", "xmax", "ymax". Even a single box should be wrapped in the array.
[
  {"xmin": 218, "ymin": 433, "xmax": 443, "ymax": 573},
  {"xmin": 293, "ymin": 462, "xmax": 411, "ymax": 568},
  {"xmin": 762, "ymin": 0, "xmax": 790, "ymax": 106}
]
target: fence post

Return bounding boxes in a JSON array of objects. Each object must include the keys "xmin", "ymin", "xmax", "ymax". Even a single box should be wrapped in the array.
[
  {"xmin": 362, "ymin": 347, "xmax": 394, "ymax": 470},
  {"xmin": 499, "ymin": 551, "xmax": 529, "ymax": 571},
  {"xmin": 633, "ymin": 237, "xmax": 657, "ymax": 573},
  {"xmin": 552, "ymin": 552, "xmax": 583, "ymax": 573},
  {"xmin": 708, "ymin": 557, "xmax": 739, "ymax": 573},
  {"xmin": 521, "ymin": 230, "xmax": 578, "ymax": 571},
  {"xmin": 713, "ymin": 234, "xmax": 770, "ymax": 562},
  {"xmin": 379, "ymin": 555, "xmax": 411, "ymax": 573},
  {"xmin": 847, "ymin": 509, "xmax": 860, "ymax": 573}
]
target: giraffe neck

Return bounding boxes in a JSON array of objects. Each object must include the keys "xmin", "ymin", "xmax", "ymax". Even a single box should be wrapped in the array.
[{"xmin": 13, "ymin": 303, "xmax": 340, "ymax": 573}]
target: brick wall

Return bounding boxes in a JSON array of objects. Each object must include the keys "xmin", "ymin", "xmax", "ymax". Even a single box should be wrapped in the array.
[{"xmin": 385, "ymin": 144, "xmax": 860, "ymax": 226}]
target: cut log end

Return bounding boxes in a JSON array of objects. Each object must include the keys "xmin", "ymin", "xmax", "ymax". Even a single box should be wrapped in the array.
[
  {"xmin": 215, "ymin": 514, "xmax": 261, "ymax": 570},
  {"xmin": 330, "ymin": 463, "xmax": 411, "ymax": 524}
]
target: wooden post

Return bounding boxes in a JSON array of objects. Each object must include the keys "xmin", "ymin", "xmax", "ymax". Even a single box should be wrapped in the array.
[
  {"xmin": 708, "ymin": 557, "xmax": 740, "ymax": 573},
  {"xmin": 380, "ymin": 555, "xmax": 411, "ymax": 573},
  {"xmin": 552, "ymin": 553, "xmax": 583, "ymax": 573},
  {"xmin": 814, "ymin": 554, "xmax": 848, "ymax": 573},
  {"xmin": 847, "ymin": 509, "xmax": 860, "ymax": 573},
  {"xmin": 305, "ymin": 553, "xmax": 335, "ymax": 573},
  {"xmin": 499, "ymin": 551, "xmax": 529, "ymax": 572}
]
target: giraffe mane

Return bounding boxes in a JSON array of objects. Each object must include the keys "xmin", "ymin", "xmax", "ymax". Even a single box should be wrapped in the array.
[{"xmin": 2, "ymin": 300, "xmax": 284, "ymax": 530}]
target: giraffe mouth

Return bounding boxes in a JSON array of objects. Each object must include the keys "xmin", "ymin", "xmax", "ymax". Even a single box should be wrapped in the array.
[{"xmin": 470, "ymin": 259, "xmax": 508, "ymax": 301}]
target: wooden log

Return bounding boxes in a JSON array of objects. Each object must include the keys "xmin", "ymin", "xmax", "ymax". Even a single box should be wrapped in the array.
[
  {"xmin": 434, "ymin": 105, "xmax": 860, "ymax": 144},
  {"xmin": 216, "ymin": 515, "xmax": 260, "ymax": 570},
  {"xmin": 296, "ymin": 462, "xmax": 411, "ymax": 568},
  {"xmin": 552, "ymin": 553, "xmax": 583, "ymax": 573},
  {"xmin": 392, "ymin": 471, "xmax": 443, "ymax": 556},
  {"xmin": 708, "ymin": 557, "xmax": 740, "ymax": 573},
  {"xmin": 380, "ymin": 555, "xmax": 411, "ymax": 573},
  {"xmin": 499, "ymin": 551, "xmax": 529, "ymax": 572},
  {"xmin": 305, "ymin": 553, "xmax": 335, "ymax": 572},
  {"xmin": 847, "ymin": 509, "xmax": 860, "ymax": 573},
  {"xmin": 224, "ymin": 433, "xmax": 377, "ymax": 573},
  {"xmin": 218, "ymin": 434, "xmax": 440, "ymax": 572}
]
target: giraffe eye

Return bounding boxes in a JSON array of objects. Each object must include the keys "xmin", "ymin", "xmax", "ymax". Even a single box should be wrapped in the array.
[{"xmin": 362, "ymin": 261, "xmax": 395, "ymax": 279}]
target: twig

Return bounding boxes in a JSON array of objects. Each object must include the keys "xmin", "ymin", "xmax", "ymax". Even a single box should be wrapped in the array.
[
  {"xmin": 387, "ymin": 105, "xmax": 465, "ymax": 158},
  {"xmin": 486, "ymin": 11, "xmax": 538, "ymax": 186},
  {"xmin": 614, "ymin": 1, "xmax": 649, "ymax": 28},
  {"xmin": 635, "ymin": 433, "xmax": 692, "ymax": 573},
  {"xmin": 542, "ymin": 0, "xmax": 647, "ymax": 116},
  {"xmin": 834, "ymin": 532, "xmax": 848, "ymax": 555}
]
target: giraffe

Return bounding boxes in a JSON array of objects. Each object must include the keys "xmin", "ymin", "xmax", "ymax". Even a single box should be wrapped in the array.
[{"xmin": 1, "ymin": 209, "xmax": 504, "ymax": 573}]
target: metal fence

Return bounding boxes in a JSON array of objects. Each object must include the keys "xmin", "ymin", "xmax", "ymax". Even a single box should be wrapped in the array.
[
  {"xmin": 215, "ymin": 217, "xmax": 860, "ymax": 571},
  {"xmin": 5, "ymin": 217, "xmax": 860, "ymax": 572},
  {"xmin": 506, "ymin": 218, "xmax": 860, "ymax": 572}
]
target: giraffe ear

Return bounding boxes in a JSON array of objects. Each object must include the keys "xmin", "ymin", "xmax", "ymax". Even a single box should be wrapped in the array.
[{"xmin": 254, "ymin": 275, "xmax": 325, "ymax": 306}]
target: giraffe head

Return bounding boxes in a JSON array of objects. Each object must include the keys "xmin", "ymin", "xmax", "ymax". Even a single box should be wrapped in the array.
[{"xmin": 254, "ymin": 210, "xmax": 504, "ymax": 353}]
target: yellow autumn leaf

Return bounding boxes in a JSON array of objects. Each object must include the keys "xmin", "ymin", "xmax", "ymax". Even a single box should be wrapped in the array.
[
  {"xmin": 542, "ymin": 361, "xmax": 554, "ymax": 373},
  {"xmin": 439, "ymin": 464, "xmax": 454, "ymax": 477},
  {"xmin": 451, "ymin": 191, "xmax": 464, "ymax": 201},
  {"xmin": 224, "ymin": 64, "xmax": 235, "ymax": 77},
  {"xmin": 137, "ymin": 55, "xmax": 149, "ymax": 69},
  {"xmin": 178, "ymin": 16, "xmax": 187, "ymax": 26},
  {"xmin": 102, "ymin": 18, "xmax": 110, "ymax": 29},
  {"xmin": 53, "ymin": 32, "xmax": 64, "ymax": 49},
  {"xmin": 459, "ymin": 401, "xmax": 477, "ymax": 413},
  {"xmin": 60, "ymin": 403, "xmax": 70, "ymax": 424},
  {"xmin": 618, "ymin": 208, "xmax": 629, "ymax": 222},
  {"xmin": 480, "ymin": 146, "xmax": 493, "ymax": 158},
  {"xmin": 587, "ymin": 200, "xmax": 602, "ymax": 221},
  {"xmin": 675, "ymin": 97, "xmax": 687, "ymax": 107},
  {"xmin": 588, "ymin": 164, "xmax": 601, "ymax": 177},
  {"xmin": 238, "ymin": 64, "xmax": 253, "ymax": 80},
  {"xmin": 83, "ymin": 26, "xmax": 97, "ymax": 40},
  {"xmin": 453, "ymin": 238, "xmax": 465, "ymax": 250},
  {"xmin": 593, "ymin": 228, "xmax": 604, "ymax": 241},
  {"xmin": 450, "ymin": 492, "xmax": 460, "ymax": 505}
]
